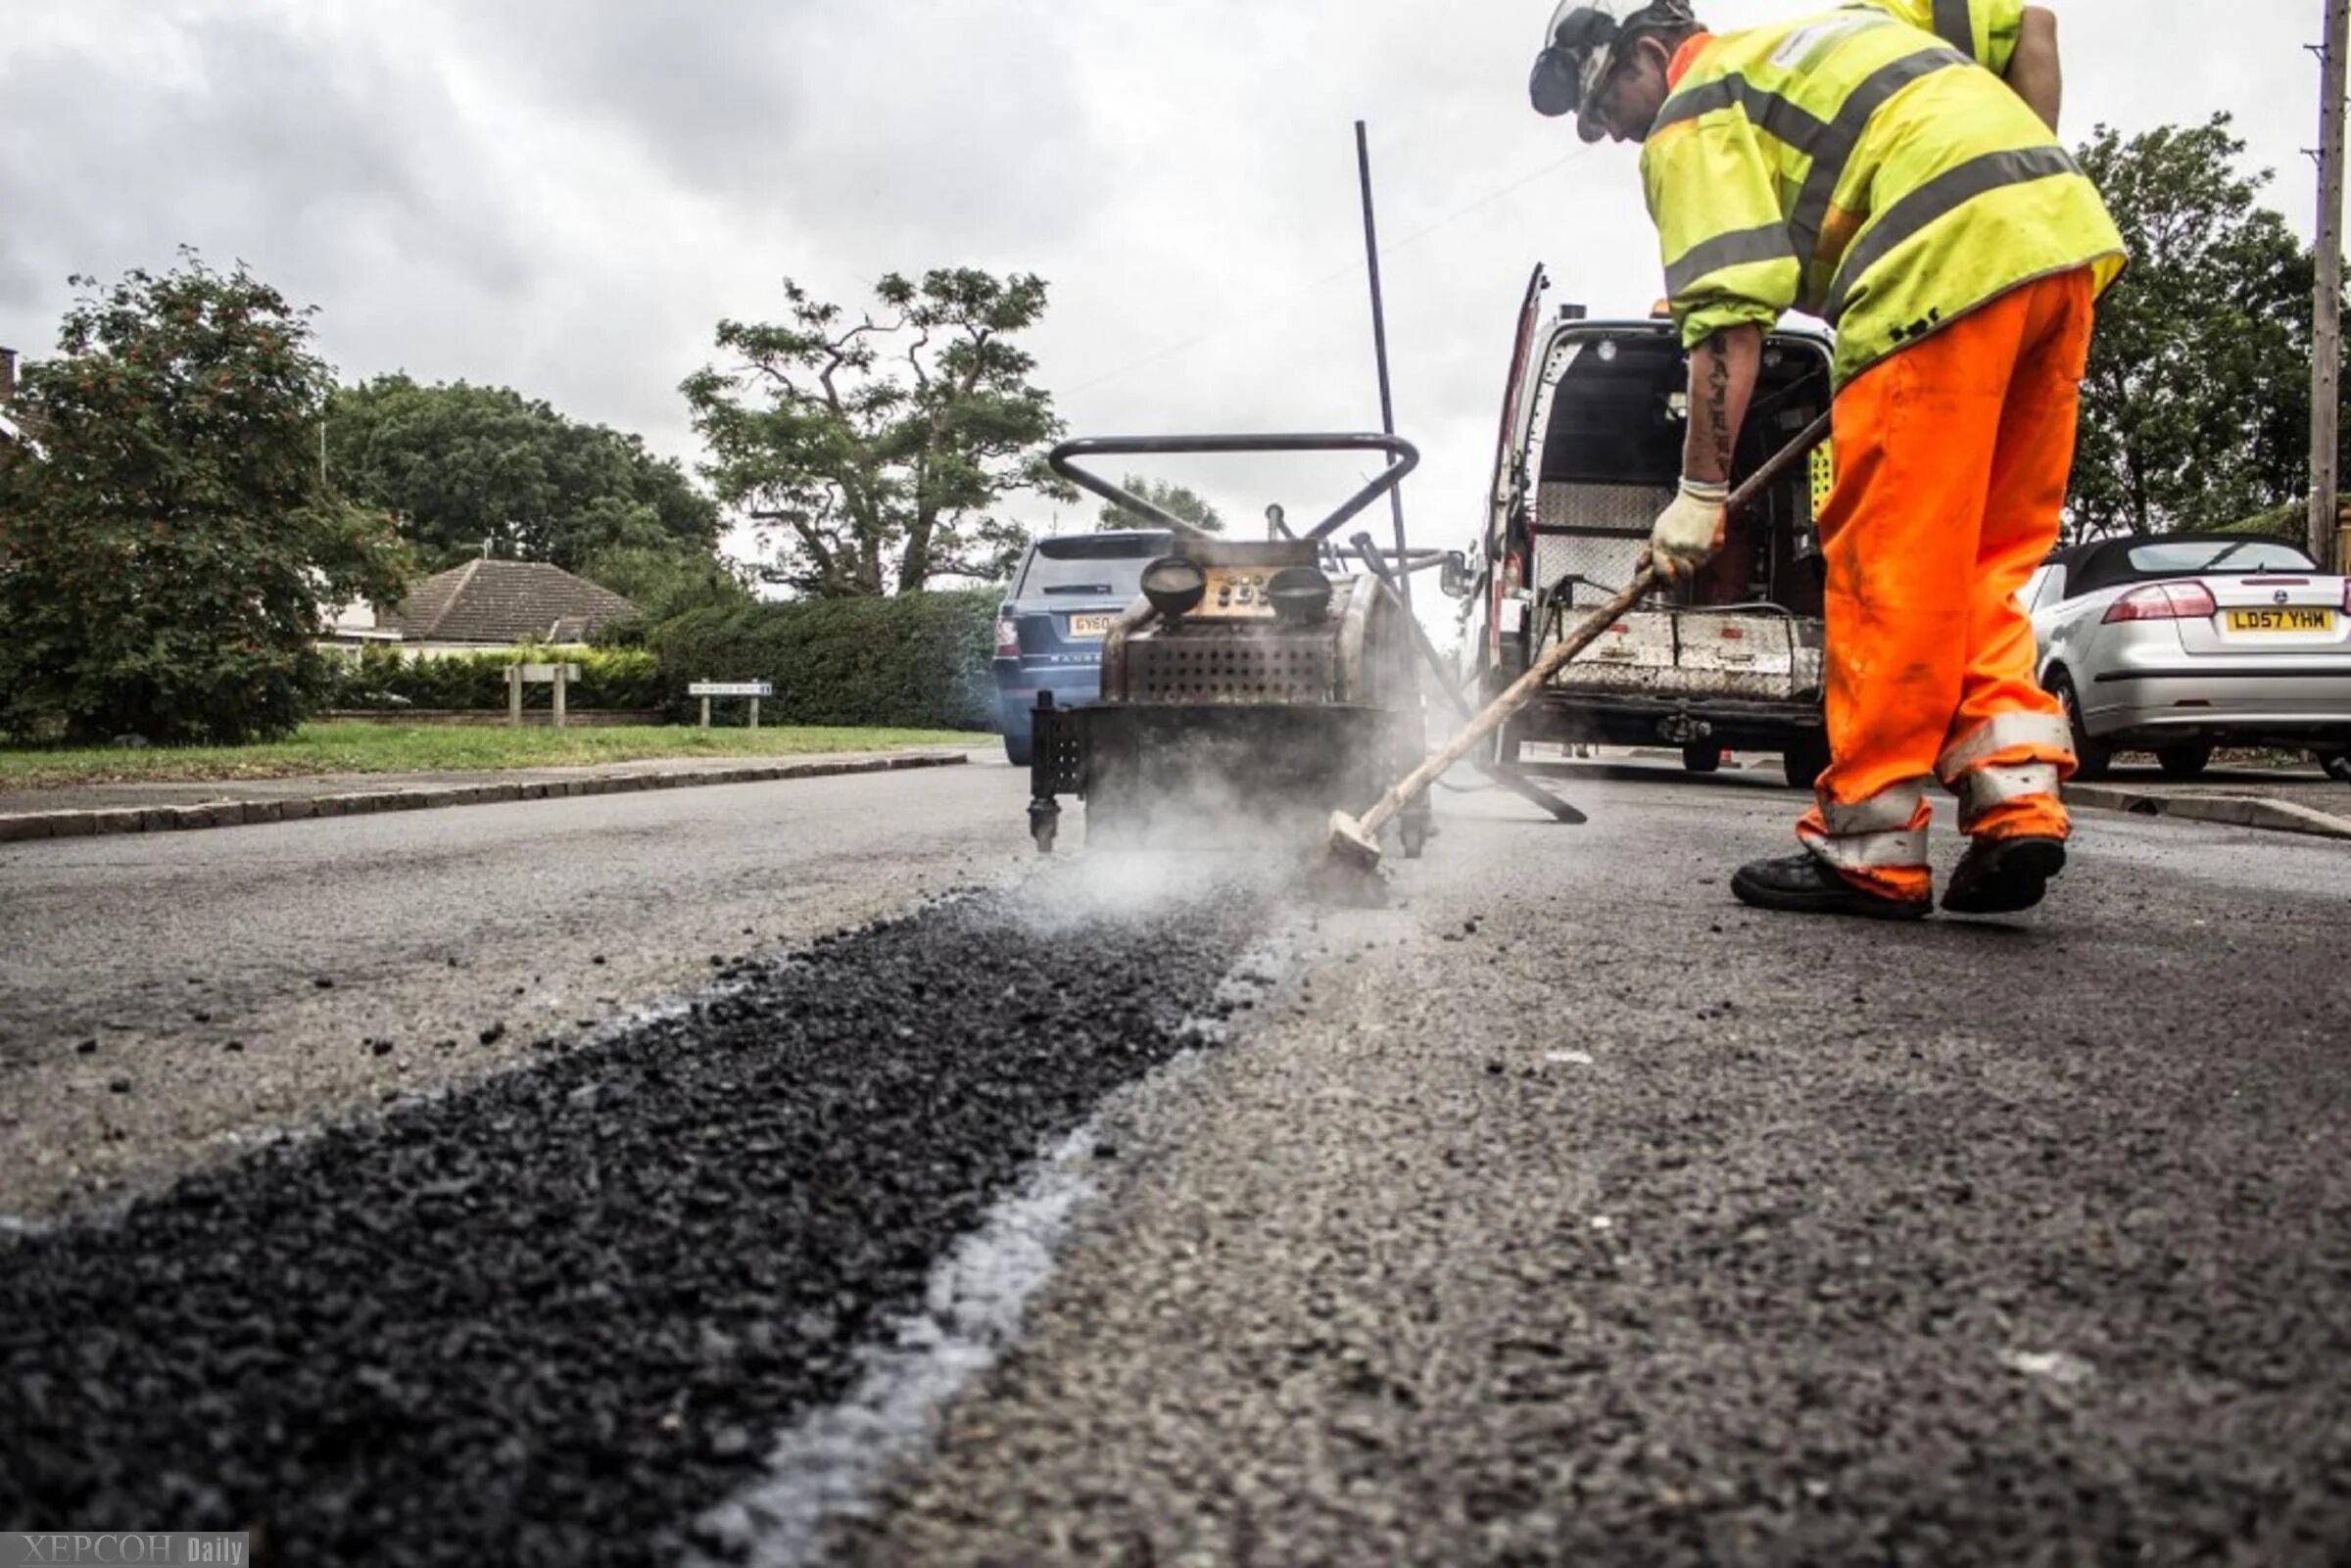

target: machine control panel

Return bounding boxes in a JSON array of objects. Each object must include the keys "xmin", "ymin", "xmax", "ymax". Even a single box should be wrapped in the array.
[{"xmin": 1195, "ymin": 567, "xmax": 1280, "ymax": 620}]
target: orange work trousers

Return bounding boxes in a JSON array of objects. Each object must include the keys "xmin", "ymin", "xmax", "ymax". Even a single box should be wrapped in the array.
[{"xmin": 1796, "ymin": 267, "xmax": 2094, "ymax": 903}]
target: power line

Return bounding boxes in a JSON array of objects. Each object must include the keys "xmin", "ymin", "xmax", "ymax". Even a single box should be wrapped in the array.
[{"xmin": 1378, "ymin": 143, "xmax": 1600, "ymax": 252}]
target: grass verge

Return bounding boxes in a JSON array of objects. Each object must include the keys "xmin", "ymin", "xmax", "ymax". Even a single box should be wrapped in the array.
[{"xmin": 0, "ymin": 723, "xmax": 984, "ymax": 792}]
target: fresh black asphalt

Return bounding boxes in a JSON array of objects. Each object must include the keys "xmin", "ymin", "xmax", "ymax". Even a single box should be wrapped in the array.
[{"xmin": 0, "ymin": 880, "xmax": 1264, "ymax": 1566}]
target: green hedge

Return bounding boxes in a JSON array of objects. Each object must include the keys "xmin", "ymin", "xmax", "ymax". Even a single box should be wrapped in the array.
[
  {"xmin": 649, "ymin": 589, "xmax": 999, "ymax": 730},
  {"xmin": 323, "ymin": 646, "xmax": 664, "ymax": 711}
]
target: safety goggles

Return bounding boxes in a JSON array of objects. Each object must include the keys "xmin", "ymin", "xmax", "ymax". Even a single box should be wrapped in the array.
[{"xmin": 1528, "ymin": 1, "xmax": 1623, "ymax": 121}]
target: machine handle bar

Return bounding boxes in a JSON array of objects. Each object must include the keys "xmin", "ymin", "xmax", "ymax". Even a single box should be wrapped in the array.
[{"xmin": 1048, "ymin": 433, "xmax": 1420, "ymax": 544}]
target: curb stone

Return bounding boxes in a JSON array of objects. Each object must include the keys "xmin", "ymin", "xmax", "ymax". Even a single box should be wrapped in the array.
[
  {"xmin": 2065, "ymin": 783, "xmax": 2351, "ymax": 843},
  {"xmin": 0, "ymin": 751, "xmax": 971, "ymax": 845}
]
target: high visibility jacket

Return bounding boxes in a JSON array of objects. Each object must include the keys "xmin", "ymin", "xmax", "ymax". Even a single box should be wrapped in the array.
[
  {"xmin": 1846, "ymin": 0, "xmax": 2025, "ymax": 77},
  {"xmin": 1640, "ymin": 6, "xmax": 2125, "ymax": 387}
]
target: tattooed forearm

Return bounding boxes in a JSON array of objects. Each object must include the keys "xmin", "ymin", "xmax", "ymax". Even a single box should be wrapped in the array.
[
  {"xmin": 1706, "ymin": 347, "xmax": 1734, "ymax": 475},
  {"xmin": 1683, "ymin": 325, "xmax": 1762, "ymax": 486}
]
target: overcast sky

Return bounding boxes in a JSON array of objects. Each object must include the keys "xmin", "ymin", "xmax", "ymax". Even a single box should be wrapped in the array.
[{"xmin": 1, "ymin": 0, "xmax": 2335, "ymax": 582}]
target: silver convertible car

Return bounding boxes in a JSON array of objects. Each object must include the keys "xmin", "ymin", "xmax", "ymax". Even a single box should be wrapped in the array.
[{"xmin": 2022, "ymin": 533, "xmax": 2351, "ymax": 781}]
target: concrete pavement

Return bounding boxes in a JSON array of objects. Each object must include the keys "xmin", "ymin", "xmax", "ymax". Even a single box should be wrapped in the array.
[
  {"xmin": 0, "ymin": 748, "xmax": 976, "ymax": 842},
  {"xmin": 2065, "ymin": 762, "xmax": 2351, "ymax": 841},
  {"xmin": 1537, "ymin": 745, "xmax": 2351, "ymax": 840}
]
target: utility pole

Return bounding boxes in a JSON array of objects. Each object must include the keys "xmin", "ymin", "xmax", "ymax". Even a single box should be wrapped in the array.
[
  {"xmin": 1355, "ymin": 120, "xmax": 1412, "ymax": 606},
  {"xmin": 2312, "ymin": 0, "xmax": 2348, "ymax": 572}
]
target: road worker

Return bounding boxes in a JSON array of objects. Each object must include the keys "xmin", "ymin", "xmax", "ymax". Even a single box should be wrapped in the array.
[
  {"xmin": 1528, "ymin": 0, "xmax": 2125, "ymax": 919},
  {"xmin": 1853, "ymin": 0, "xmax": 2064, "ymax": 129}
]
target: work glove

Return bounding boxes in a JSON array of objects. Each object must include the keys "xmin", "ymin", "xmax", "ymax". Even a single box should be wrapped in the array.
[{"xmin": 1646, "ymin": 477, "xmax": 1728, "ymax": 583}]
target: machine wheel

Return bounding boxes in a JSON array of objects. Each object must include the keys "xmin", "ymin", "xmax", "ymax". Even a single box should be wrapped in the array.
[
  {"xmin": 1492, "ymin": 720, "xmax": 1523, "ymax": 767},
  {"xmin": 1027, "ymin": 798, "xmax": 1060, "ymax": 855},
  {"xmin": 1004, "ymin": 732, "xmax": 1034, "ymax": 768},
  {"xmin": 1682, "ymin": 742, "xmax": 1723, "ymax": 775},
  {"xmin": 2049, "ymin": 672, "xmax": 2111, "ymax": 781},
  {"xmin": 1782, "ymin": 732, "xmax": 1832, "ymax": 791},
  {"xmin": 2321, "ymin": 751, "xmax": 2351, "ymax": 784},
  {"xmin": 2156, "ymin": 743, "xmax": 2212, "ymax": 780},
  {"xmin": 1399, "ymin": 816, "xmax": 1429, "ymax": 860}
]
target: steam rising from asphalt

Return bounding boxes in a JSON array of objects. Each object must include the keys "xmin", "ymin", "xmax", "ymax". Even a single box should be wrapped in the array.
[{"xmin": 1012, "ymin": 764, "xmax": 1391, "ymax": 934}]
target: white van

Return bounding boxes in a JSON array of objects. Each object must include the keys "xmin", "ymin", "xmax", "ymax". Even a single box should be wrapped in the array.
[{"xmin": 1454, "ymin": 266, "xmax": 1836, "ymax": 787}]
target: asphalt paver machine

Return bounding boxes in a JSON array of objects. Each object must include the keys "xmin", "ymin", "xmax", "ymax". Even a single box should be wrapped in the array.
[{"xmin": 1025, "ymin": 433, "xmax": 1441, "ymax": 857}]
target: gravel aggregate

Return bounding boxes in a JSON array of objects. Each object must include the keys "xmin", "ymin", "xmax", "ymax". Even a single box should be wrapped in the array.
[{"xmin": 1, "ymin": 875, "xmax": 1266, "ymax": 1566}]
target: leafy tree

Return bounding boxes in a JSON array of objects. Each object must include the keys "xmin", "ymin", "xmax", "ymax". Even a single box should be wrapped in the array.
[
  {"xmin": 0, "ymin": 251, "xmax": 410, "ymax": 743},
  {"xmin": 2069, "ymin": 115, "xmax": 2337, "ymax": 540},
  {"xmin": 326, "ymin": 375, "xmax": 721, "ymax": 572},
  {"xmin": 680, "ymin": 268, "xmax": 1075, "ymax": 597},
  {"xmin": 581, "ymin": 541, "xmax": 755, "ymax": 625},
  {"xmin": 1096, "ymin": 474, "xmax": 1224, "ymax": 533}
]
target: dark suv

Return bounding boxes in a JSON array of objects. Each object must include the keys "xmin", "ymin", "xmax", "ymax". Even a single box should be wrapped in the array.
[{"xmin": 992, "ymin": 530, "xmax": 1173, "ymax": 765}]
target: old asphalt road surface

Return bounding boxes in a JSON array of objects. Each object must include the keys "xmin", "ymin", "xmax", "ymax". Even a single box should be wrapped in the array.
[
  {"xmin": 0, "ymin": 756, "xmax": 1021, "ymax": 1218},
  {"xmin": 6, "ymin": 757, "xmax": 2349, "ymax": 1565}
]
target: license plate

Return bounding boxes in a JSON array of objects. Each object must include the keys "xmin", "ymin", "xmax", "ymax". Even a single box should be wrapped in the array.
[
  {"xmin": 1067, "ymin": 612, "xmax": 1118, "ymax": 639},
  {"xmin": 2226, "ymin": 608, "xmax": 2336, "ymax": 633}
]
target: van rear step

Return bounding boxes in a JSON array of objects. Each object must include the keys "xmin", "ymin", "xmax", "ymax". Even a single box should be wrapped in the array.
[{"xmin": 1540, "ymin": 608, "xmax": 1820, "ymax": 702}]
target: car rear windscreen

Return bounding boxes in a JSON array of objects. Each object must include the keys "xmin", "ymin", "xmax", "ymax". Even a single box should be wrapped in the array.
[
  {"xmin": 1017, "ymin": 534, "xmax": 1174, "ymax": 597},
  {"xmin": 2124, "ymin": 540, "xmax": 2317, "ymax": 576}
]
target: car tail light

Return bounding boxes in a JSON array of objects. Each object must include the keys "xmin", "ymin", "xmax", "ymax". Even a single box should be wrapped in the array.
[
  {"xmin": 994, "ymin": 617, "xmax": 1021, "ymax": 657},
  {"xmin": 2103, "ymin": 582, "xmax": 2217, "ymax": 623}
]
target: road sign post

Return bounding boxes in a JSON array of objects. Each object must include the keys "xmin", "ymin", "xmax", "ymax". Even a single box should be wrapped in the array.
[
  {"xmin": 506, "ymin": 663, "xmax": 582, "ymax": 729},
  {"xmin": 689, "ymin": 681, "xmax": 775, "ymax": 730}
]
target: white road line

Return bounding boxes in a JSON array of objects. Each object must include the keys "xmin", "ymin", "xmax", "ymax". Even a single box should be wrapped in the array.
[{"xmin": 685, "ymin": 933, "xmax": 1292, "ymax": 1568}]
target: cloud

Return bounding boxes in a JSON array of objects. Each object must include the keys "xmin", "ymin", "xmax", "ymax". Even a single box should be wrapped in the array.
[
  {"xmin": 0, "ymin": 4, "xmax": 538, "ymax": 316},
  {"xmin": 0, "ymin": 0, "xmax": 2332, "ymax": 580}
]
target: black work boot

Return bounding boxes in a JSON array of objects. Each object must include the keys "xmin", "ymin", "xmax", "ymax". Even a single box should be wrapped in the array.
[
  {"xmin": 1942, "ymin": 835, "xmax": 2067, "ymax": 915},
  {"xmin": 1730, "ymin": 853, "xmax": 1933, "ymax": 921}
]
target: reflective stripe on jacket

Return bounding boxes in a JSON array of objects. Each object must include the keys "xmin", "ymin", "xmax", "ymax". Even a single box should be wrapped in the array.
[
  {"xmin": 1639, "ymin": 6, "xmax": 2125, "ymax": 386},
  {"xmin": 1846, "ymin": 0, "xmax": 2025, "ymax": 76}
]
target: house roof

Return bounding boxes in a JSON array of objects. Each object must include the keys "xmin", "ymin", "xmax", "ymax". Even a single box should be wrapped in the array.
[{"xmin": 383, "ymin": 559, "xmax": 640, "ymax": 644}]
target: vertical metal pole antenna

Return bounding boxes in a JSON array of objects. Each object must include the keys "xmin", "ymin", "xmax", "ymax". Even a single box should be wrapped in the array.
[
  {"xmin": 2314, "ymin": 0, "xmax": 2349, "ymax": 571},
  {"xmin": 1355, "ymin": 119, "xmax": 1412, "ymax": 606}
]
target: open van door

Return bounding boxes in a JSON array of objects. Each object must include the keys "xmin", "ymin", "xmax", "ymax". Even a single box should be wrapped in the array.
[
  {"xmin": 1480, "ymin": 292, "xmax": 1836, "ymax": 784},
  {"xmin": 1486, "ymin": 264, "xmax": 1549, "ymax": 536},
  {"xmin": 1467, "ymin": 265, "xmax": 1552, "ymax": 711}
]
